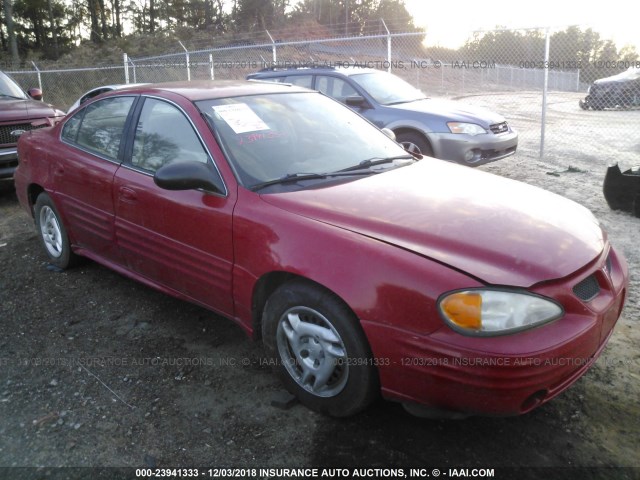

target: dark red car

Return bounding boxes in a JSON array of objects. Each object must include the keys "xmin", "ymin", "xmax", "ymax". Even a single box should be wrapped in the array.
[
  {"xmin": 0, "ymin": 70, "xmax": 65, "ymax": 181},
  {"xmin": 14, "ymin": 81, "xmax": 628, "ymax": 418}
]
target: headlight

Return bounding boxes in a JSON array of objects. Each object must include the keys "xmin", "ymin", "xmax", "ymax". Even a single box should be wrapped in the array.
[
  {"xmin": 438, "ymin": 289, "xmax": 563, "ymax": 336},
  {"xmin": 447, "ymin": 122, "xmax": 487, "ymax": 136}
]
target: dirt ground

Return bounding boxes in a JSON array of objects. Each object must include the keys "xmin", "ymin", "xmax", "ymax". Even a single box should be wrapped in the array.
[{"xmin": 0, "ymin": 94, "xmax": 639, "ymax": 480}]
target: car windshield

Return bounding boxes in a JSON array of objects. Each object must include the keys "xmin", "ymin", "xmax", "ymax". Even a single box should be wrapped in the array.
[
  {"xmin": 350, "ymin": 71, "xmax": 427, "ymax": 105},
  {"xmin": 0, "ymin": 71, "xmax": 27, "ymax": 99},
  {"xmin": 197, "ymin": 92, "xmax": 410, "ymax": 190}
]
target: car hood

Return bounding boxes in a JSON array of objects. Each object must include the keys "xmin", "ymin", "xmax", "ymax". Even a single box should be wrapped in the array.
[
  {"xmin": 594, "ymin": 68, "xmax": 640, "ymax": 85},
  {"xmin": 387, "ymin": 98, "xmax": 505, "ymax": 127},
  {"xmin": 0, "ymin": 98, "xmax": 62, "ymax": 122},
  {"xmin": 261, "ymin": 160, "xmax": 605, "ymax": 287}
]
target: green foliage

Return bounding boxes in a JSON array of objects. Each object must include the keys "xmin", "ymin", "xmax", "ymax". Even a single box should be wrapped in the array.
[
  {"xmin": 234, "ymin": 0, "xmax": 276, "ymax": 31},
  {"xmin": 291, "ymin": 0, "xmax": 418, "ymax": 35},
  {"xmin": 463, "ymin": 28, "xmax": 545, "ymax": 65},
  {"xmin": 463, "ymin": 26, "xmax": 639, "ymax": 83},
  {"xmin": 0, "ymin": 0, "xmax": 636, "ymax": 68},
  {"xmin": 4, "ymin": 0, "xmax": 74, "ymax": 60}
]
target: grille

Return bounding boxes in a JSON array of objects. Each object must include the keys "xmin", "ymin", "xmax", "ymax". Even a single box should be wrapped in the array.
[
  {"xmin": 480, "ymin": 145, "xmax": 517, "ymax": 161},
  {"xmin": 0, "ymin": 157, "xmax": 18, "ymax": 169},
  {"xmin": 592, "ymin": 84, "xmax": 615, "ymax": 98},
  {"xmin": 573, "ymin": 275, "xmax": 600, "ymax": 302},
  {"xmin": 489, "ymin": 122, "xmax": 509, "ymax": 134},
  {"xmin": 0, "ymin": 123, "xmax": 45, "ymax": 146}
]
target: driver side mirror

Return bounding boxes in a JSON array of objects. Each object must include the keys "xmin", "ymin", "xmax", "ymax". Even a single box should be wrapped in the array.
[
  {"xmin": 154, "ymin": 161, "xmax": 225, "ymax": 194},
  {"xmin": 27, "ymin": 88, "xmax": 43, "ymax": 101},
  {"xmin": 344, "ymin": 95, "xmax": 368, "ymax": 108}
]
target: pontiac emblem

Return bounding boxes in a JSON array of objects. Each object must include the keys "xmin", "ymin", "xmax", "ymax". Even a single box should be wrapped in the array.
[{"xmin": 10, "ymin": 129, "xmax": 27, "ymax": 137}]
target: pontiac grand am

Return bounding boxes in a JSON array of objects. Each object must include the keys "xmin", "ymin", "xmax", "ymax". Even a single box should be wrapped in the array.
[{"xmin": 15, "ymin": 81, "xmax": 628, "ymax": 417}]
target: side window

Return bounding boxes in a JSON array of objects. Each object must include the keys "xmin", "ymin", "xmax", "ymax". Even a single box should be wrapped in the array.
[
  {"xmin": 61, "ymin": 109, "xmax": 84, "ymax": 143},
  {"xmin": 131, "ymin": 98, "xmax": 209, "ymax": 173},
  {"xmin": 75, "ymin": 96, "xmax": 135, "ymax": 161},
  {"xmin": 80, "ymin": 87, "xmax": 112, "ymax": 106},
  {"xmin": 315, "ymin": 76, "xmax": 357, "ymax": 101},
  {"xmin": 284, "ymin": 75, "xmax": 313, "ymax": 89}
]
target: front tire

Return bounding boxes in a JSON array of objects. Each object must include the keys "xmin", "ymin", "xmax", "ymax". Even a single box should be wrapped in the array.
[
  {"xmin": 262, "ymin": 280, "xmax": 378, "ymax": 417},
  {"xmin": 395, "ymin": 131, "xmax": 434, "ymax": 157},
  {"xmin": 633, "ymin": 194, "xmax": 640, "ymax": 219},
  {"xmin": 34, "ymin": 193, "xmax": 78, "ymax": 269}
]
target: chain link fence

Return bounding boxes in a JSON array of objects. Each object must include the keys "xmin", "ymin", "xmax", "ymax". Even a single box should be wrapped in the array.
[{"xmin": 6, "ymin": 25, "xmax": 639, "ymax": 167}]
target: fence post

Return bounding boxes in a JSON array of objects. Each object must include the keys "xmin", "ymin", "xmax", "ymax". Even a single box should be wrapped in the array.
[
  {"xmin": 540, "ymin": 28, "xmax": 550, "ymax": 159},
  {"xmin": 210, "ymin": 53, "xmax": 214, "ymax": 80},
  {"xmin": 462, "ymin": 67, "xmax": 465, "ymax": 95},
  {"xmin": 127, "ymin": 55, "xmax": 137, "ymax": 83},
  {"xmin": 576, "ymin": 69, "xmax": 580, "ymax": 92},
  {"xmin": 266, "ymin": 30, "xmax": 277, "ymax": 64},
  {"xmin": 123, "ymin": 53, "xmax": 130, "ymax": 84},
  {"xmin": 30, "ymin": 61, "xmax": 42, "ymax": 91},
  {"xmin": 179, "ymin": 41, "xmax": 191, "ymax": 81},
  {"xmin": 381, "ymin": 19, "xmax": 391, "ymax": 73}
]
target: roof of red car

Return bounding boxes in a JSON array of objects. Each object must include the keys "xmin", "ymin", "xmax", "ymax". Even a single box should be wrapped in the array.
[{"xmin": 112, "ymin": 80, "xmax": 311, "ymax": 101}]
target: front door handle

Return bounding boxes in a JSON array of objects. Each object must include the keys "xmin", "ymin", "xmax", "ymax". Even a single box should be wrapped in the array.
[{"xmin": 119, "ymin": 186, "xmax": 138, "ymax": 203}]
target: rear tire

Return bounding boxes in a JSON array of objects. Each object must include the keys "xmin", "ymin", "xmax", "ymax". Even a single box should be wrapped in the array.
[
  {"xmin": 262, "ymin": 279, "xmax": 378, "ymax": 417},
  {"xmin": 34, "ymin": 193, "xmax": 78, "ymax": 269}
]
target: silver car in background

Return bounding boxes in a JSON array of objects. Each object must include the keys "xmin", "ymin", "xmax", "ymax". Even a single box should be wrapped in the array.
[{"xmin": 248, "ymin": 66, "xmax": 518, "ymax": 166}]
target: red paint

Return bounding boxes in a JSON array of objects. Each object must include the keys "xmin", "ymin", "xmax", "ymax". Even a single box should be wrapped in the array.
[{"xmin": 14, "ymin": 81, "xmax": 629, "ymax": 415}]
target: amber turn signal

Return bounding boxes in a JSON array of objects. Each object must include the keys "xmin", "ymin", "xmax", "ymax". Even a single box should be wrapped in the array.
[{"xmin": 440, "ymin": 292, "xmax": 482, "ymax": 330}]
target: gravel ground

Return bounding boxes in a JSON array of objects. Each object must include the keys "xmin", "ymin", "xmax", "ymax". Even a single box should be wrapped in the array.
[{"xmin": 0, "ymin": 93, "xmax": 639, "ymax": 480}]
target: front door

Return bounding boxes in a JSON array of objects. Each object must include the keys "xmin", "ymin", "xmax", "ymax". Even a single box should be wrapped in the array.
[{"xmin": 114, "ymin": 97, "xmax": 236, "ymax": 316}]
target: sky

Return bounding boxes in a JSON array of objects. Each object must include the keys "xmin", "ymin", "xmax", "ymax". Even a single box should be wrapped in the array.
[{"xmin": 402, "ymin": 0, "xmax": 639, "ymax": 51}]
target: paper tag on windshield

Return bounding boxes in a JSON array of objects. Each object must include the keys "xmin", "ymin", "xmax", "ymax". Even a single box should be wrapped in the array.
[{"xmin": 212, "ymin": 103, "xmax": 270, "ymax": 134}]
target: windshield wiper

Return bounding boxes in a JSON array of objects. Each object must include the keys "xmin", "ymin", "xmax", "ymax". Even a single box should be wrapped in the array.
[
  {"xmin": 257, "ymin": 154, "xmax": 416, "ymax": 189},
  {"xmin": 251, "ymin": 171, "xmax": 374, "ymax": 191},
  {"xmin": 337, "ymin": 154, "xmax": 415, "ymax": 173}
]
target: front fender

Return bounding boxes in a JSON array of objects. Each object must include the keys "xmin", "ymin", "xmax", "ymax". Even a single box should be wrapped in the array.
[{"xmin": 231, "ymin": 187, "xmax": 481, "ymax": 338}]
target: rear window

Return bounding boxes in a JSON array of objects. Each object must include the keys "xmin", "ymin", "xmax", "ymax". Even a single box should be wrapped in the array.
[{"xmin": 69, "ymin": 96, "xmax": 135, "ymax": 161}]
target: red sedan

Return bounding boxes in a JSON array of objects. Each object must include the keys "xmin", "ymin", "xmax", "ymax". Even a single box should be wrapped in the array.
[{"xmin": 14, "ymin": 81, "xmax": 628, "ymax": 417}]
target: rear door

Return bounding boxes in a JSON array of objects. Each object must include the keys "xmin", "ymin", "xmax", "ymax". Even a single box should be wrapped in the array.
[
  {"xmin": 113, "ymin": 96, "xmax": 236, "ymax": 315},
  {"xmin": 53, "ymin": 96, "xmax": 136, "ymax": 261}
]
